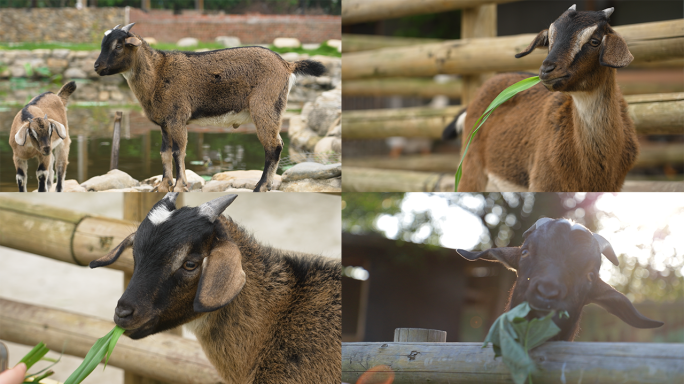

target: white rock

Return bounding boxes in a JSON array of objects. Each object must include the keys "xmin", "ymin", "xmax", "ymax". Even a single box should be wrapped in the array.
[
  {"xmin": 80, "ymin": 169, "xmax": 139, "ymax": 191},
  {"xmin": 326, "ymin": 39, "xmax": 342, "ymax": 52},
  {"xmin": 140, "ymin": 170, "xmax": 205, "ymax": 191},
  {"xmin": 177, "ymin": 37, "xmax": 199, "ymax": 47},
  {"xmin": 64, "ymin": 67, "xmax": 87, "ymax": 79},
  {"xmin": 280, "ymin": 52, "xmax": 301, "ymax": 62},
  {"xmin": 215, "ymin": 36, "xmax": 241, "ymax": 47},
  {"xmin": 302, "ymin": 43, "xmax": 320, "ymax": 50},
  {"xmin": 144, "ymin": 37, "xmax": 158, "ymax": 45},
  {"xmin": 280, "ymin": 177, "xmax": 341, "ymax": 192},
  {"xmin": 273, "ymin": 37, "xmax": 301, "ymax": 48},
  {"xmin": 314, "ymin": 136, "xmax": 341, "ymax": 155},
  {"xmin": 282, "ymin": 162, "xmax": 341, "ymax": 182}
]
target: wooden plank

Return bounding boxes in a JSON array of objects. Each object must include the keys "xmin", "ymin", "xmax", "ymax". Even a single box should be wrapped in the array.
[
  {"xmin": 341, "ymin": 20, "xmax": 684, "ymax": 79},
  {"xmin": 341, "ymin": 342, "xmax": 684, "ymax": 383},
  {"xmin": 342, "ymin": 34, "xmax": 443, "ymax": 53},
  {"xmin": 0, "ymin": 298, "xmax": 222, "ymax": 384},
  {"xmin": 342, "ymin": 93, "xmax": 684, "ymax": 139},
  {"xmin": 394, "ymin": 328, "xmax": 447, "ymax": 342},
  {"xmin": 342, "ymin": 0, "xmax": 518, "ymax": 25},
  {"xmin": 342, "ymin": 78, "xmax": 463, "ymax": 98}
]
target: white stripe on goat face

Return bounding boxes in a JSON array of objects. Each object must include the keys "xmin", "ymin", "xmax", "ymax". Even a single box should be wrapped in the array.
[
  {"xmin": 169, "ymin": 243, "xmax": 192, "ymax": 272},
  {"xmin": 548, "ymin": 24, "xmax": 557, "ymax": 50},
  {"xmin": 569, "ymin": 24, "xmax": 598, "ymax": 60},
  {"xmin": 148, "ymin": 205, "xmax": 174, "ymax": 225}
]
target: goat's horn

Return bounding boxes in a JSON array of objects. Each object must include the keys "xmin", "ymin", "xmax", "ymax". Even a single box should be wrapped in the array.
[
  {"xmin": 113, "ymin": 24, "xmax": 122, "ymax": 29},
  {"xmin": 199, "ymin": 194, "xmax": 238, "ymax": 223},
  {"xmin": 121, "ymin": 23, "xmax": 136, "ymax": 33},
  {"xmin": 163, "ymin": 192, "xmax": 179, "ymax": 206},
  {"xmin": 568, "ymin": 4, "xmax": 576, "ymax": 11},
  {"xmin": 44, "ymin": 113, "xmax": 48, "ymax": 119},
  {"xmin": 522, "ymin": 217, "xmax": 553, "ymax": 238},
  {"xmin": 593, "ymin": 233, "xmax": 619, "ymax": 266},
  {"xmin": 602, "ymin": 7, "xmax": 614, "ymax": 18}
]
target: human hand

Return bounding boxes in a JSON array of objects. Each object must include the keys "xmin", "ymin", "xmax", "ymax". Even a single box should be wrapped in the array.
[{"xmin": 0, "ymin": 363, "xmax": 27, "ymax": 384}]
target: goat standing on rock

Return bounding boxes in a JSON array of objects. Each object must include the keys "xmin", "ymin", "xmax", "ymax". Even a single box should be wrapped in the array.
[
  {"xmin": 90, "ymin": 193, "xmax": 341, "ymax": 383},
  {"xmin": 9, "ymin": 81, "xmax": 76, "ymax": 192},
  {"xmin": 94, "ymin": 23, "xmax": 326, "ymax": 192},
  {"xmin": 443, "ymin": 5, "xmax": 639, "ymax": 192},
  {"xmin": 457, "ymin": 218, "xmax": 663, "ymax": 341}
]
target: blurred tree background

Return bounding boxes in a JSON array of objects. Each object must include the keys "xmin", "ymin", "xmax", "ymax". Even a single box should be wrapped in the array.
[
  {"xmin": 0, "ymin": 0, "xmax": 341, "ymax": 14},
  {"xmin": 342, "ymin": 192, "xmax": 684, "ymax": 304}
]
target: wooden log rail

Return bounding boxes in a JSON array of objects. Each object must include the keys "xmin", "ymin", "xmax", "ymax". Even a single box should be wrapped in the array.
[
  {"xmin": 341, "ymin": 342, "xmax": 684, "ymax": 383},
  {"xmin": 341, "ymin": 19, "xmax": 684, "ymax": 79},
  {"xmin": 342, "ymin": 92, "xmax": 684, "ymax": 139},
  {"xmin": 342, "ymin": 167, "xmax": 684, "ymax": 192},
  {"xmin": 0, "ymin": 196, "xmax": 138, "ymax": 274},
  {"xmin": 341, "ymin": 0, "xmax": 519, "ymax": 25},
  {"xmin": 0, "ymin": 298, "xmax": 222, "ymax": 384}
]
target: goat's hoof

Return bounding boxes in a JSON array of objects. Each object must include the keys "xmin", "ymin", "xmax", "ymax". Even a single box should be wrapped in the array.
[{"xmin": 173, "ymin": 185, "xmax": 189, "ymax": 192}]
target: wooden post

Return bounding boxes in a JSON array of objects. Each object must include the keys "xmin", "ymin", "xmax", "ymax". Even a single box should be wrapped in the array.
[
  {"xmin": 122, "ymin": 194, "xmax": 184, "ymax": 384},
  {"xmin": 394, "ymin": 328, "xmax": 446, "ymax": 342},
  {"xmin": 77, "ymin": 134, "xmax": 88, "ymax": 182},
  {"xmin": 141, "ymin": 0, "xmax": 150, "ymax": 11},
  {"xmin": 195, "ymin": 0, "xmax": 203, "ymax": 11},
  {"xmin": 110, "ymin": 111, "xmax": 122, "ymax": 171},
  {"xmin": 460, "ymin": 3, "xmax": 497, "ymax": 116}
]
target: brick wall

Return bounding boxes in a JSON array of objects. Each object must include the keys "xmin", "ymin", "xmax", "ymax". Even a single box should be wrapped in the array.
[
  {"xmin": 0, "ymin": 8, "xmax": 340, "ymax": 45},
  {"xmin": 128, "ymin": 9, "xmax": 341, "ymax": 44}
]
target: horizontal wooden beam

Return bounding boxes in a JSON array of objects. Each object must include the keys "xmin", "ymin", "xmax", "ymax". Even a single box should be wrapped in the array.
[
  {"xmin": 342, "ymin": 0, "xmax": 518, "ymax": 25},
  {"xmin": 0, "ymin": 197, "xmax": 136, "ymax": 274},
  {"xmin": 342, "ymin": 78, "xmax": 463, "ymax": 98},
  {"xmin": 342, "ymin": 34, "xmax": 443, "ymax": 53},
  {"xmin": 341, "ymin": 20, "xmax": 684, "ymax": 79},
  {"xmin": 0, "ymin": 298, "xmax": 221, "ymax": 384},
  {"xmin": 342, "ymin": 92, "xmax": 684, "ymax": 139},
  {"xmin": 342, "ymin": 167, "xmax": 684, "ymax": 192},
  {"xmin": 342, "ymin": 342, "xmax": 684, "ymax": 383}
]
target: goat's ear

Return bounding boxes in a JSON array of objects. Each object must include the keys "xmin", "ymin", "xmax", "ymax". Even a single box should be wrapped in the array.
[
  {"xmin": 14, "ymin": 122, "xmax": 30, "ymax": 146},
  {"xmin": 599, "ymin": 29, "xmax": 633, "ymax": 68},
  {"xmin": 456, "ymin": 247, "xmax": 522, "ymax": 271},
  {"xmin": 48, "ymin": 119, "xmax": 67, "ymax": 139},
  {"xmin": 589, "ymin": 279, "xmax": 663, "ymax": 328},
  {"xmin": 515, "ymin": 29, "xmax": 548, "ymax": 58},
  {"xmin": 125, "ymin": 36, "xmax": 142, "ymax": 47},
  {"xmin": 90, "ymin": 232, "xmax": 135, "ymax": 268},
  {"xmin": 194, "ymin": 241, "xmax": 246, "ymax": 312}
]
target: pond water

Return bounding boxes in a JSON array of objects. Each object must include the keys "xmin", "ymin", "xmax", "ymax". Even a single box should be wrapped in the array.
[{"xmin": 0, "ymin": 106, "xmax": 291, "ymax": 192}]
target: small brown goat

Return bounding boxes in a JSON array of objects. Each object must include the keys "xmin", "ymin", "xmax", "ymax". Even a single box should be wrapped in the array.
[
  {"xmin": 444, "ymin": 5, "xmax": 638, "ymax": 192},
  {"xmin": 90, "ymin": 193, "xmax": 341, "ymax": 383},
  {"xmin": 94, "ymin": 23, "xmax": 326, "ymax": 192},
  {"xmin": 457, "ymin": 218, "xmax": 663, "ymax": 341},
  {"xmin": 9, "ymin": 81, "xmax": 76, "ymax": 192}
]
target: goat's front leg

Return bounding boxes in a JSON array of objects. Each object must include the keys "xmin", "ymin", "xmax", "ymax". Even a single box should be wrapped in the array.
[
  {"xmin": 170, "ymin": 126, "xmax": 189, "ymax": 192},
  {"xmin": 13, "ymin": 156, "xmax": 28, "ymax": 192},
  {"xmin": 53, "ymin": 138, "xmax": 70, "ymax": 192},
  {"xmin": 36, "ymin": 154, "xmax": 52, "ymax": 192},
  {"xmin": 157, "ymin": 128, "xmax": 176, "ymax": 193}
]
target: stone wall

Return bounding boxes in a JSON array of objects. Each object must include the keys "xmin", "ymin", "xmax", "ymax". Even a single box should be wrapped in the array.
[
  {"xmin": 0, "ymin": 8, "xmax": 340, "ymax": 45},
  {"xmin": 0, "ymin": 8, "xmax": 124, "ymax": 43}
]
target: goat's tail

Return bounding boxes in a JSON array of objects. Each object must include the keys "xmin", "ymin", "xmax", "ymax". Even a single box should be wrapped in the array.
[
  {"xmin": 57, "ymin": 81, "xmax": 77, "ymax": 106},
  {"xmin": 293, "ymin": 60, "xmax": 326, "ymax": 77},
  {"xmin": 442, "ymin": 108, "xmax": 467, "ymax": 140}
]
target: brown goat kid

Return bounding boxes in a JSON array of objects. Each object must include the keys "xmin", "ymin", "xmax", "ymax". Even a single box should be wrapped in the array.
[
  {"xmin": 94, "ymin": 23, "xmax": 326, "ymax": 192},
  {"xmin": 444, "ymin": 5, "xmax": 638, "ymax": 192},
  {"xmin": 90, "ymin": 193, "xmax": 341, "ymax": 384},
  {"xmin": 457, "ymin": 218, "xmax": 663, "ymax": 341},
  {"xmin": 9, "ymin": 81, "xmax": 76, "ymax": 192}
]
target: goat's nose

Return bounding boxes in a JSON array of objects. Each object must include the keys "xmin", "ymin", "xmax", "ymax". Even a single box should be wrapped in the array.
[
  {"xmin": 94, "ymin": 62, "xmax": 100, "ymax": 69},
  {"xmin": 540, "ymin": 61, "xmax": 557, "ymax": 75},
  {"xmin": 535, "ymin": 280, "xmax": 561, "ymax": 299},
  {"xmin": 115, "ymin": 304, "xmax": 134, "ymax": 318}
]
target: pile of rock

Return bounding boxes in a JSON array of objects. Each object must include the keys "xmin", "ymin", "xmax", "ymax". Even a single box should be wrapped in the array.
[
  {"xmin": 56, "ymin": 166, "xmax": 341, "ymax": 193},
  {"xmin": 288, "ymin": 86, "xmax": 341, "ymax": 164}
]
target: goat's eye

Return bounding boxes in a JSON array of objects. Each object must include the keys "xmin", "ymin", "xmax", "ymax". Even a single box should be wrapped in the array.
[
  {"xmin": 183, "ymin": 260, "xmax": 199, "ymax": 271},
  {"xmin": 589, "ymin": 38, "xmax": 600, "ymax": 47},
  {"xmin": 521, "ymin": 249, "xmax": 530, "ymax": 257},
  {"xmin": 116, "ymin": 44, "xmax": 123, "ymax": 50},
  {"xmin": 587, "ymin": 272, "xmax": 595, "ymax": 282}
]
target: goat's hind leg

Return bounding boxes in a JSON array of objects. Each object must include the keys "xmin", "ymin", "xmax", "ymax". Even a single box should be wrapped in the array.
[
  {"xmin": 13, "ymin": 156, "xmax": 28, "ymax": 192},
  {"xmin": 171, "ymin": 126, "xmax": 189, "ymax": 192},
  {"xmin": 53, "ymin": 138, "xmax": 70, "ymax": 192},
  {"xmin": 157, "ymin": 128, "xmax": 176, "ymax": 193},
  {"xmin": 252, "ymin": 116, "xmax": 283, "ymax": 192}
]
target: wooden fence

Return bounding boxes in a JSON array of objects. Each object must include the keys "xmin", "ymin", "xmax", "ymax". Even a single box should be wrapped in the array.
[
  {"xmin": 341, "ymin": 1, "xmax": 684, "ymax": 192},
  {"xmin": 0, "ymin": 195, "xmax": 221, "ymax": 384}
]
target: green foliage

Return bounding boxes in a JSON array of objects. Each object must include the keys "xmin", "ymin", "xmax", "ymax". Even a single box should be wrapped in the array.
[
  {"xmin": 63, "ymin": 325, "xmax": 125, "ymax": 384},
  {"xmin": 455, "ymin": 76, "xmax": 541, "ymax": 190},
  {"xmin": 390, "ymin": 10, "xmax": 462, "ymax": 39},
  {"xmin": 342, "ymin": 193, "xmax": 404, "ymax": 234},
  {"xmin": 483, "ymin": 302, "xmax": 567, "ymax": 384},
  {"xmin": 268, "ymin": 42, "xmax": 341, "ymax": 57}
]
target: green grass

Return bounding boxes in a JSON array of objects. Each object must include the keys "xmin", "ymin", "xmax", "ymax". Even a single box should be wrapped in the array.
[{"xmin": 0, "ymin": 41, "xmax": 341, "ymax": 57}]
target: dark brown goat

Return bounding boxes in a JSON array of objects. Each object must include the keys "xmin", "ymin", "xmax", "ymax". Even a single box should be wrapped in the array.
[
  {"xmin": 90, "ymin": 193, "xmax": 341, "ymax": 383},
  {"xmin": 9, "ymin": 81, "xmax": 76, "ymax": 192},
  {"xmin": 457, "ymin": 218, "xmax": 663, "ymax": 341},
  {"xmin": 94, "ymin": 23, "xmax": 326, "ymax": 192},
  {"xmin": 444, "ymin": 5, "xmax": 638, "ymax": 192}
]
